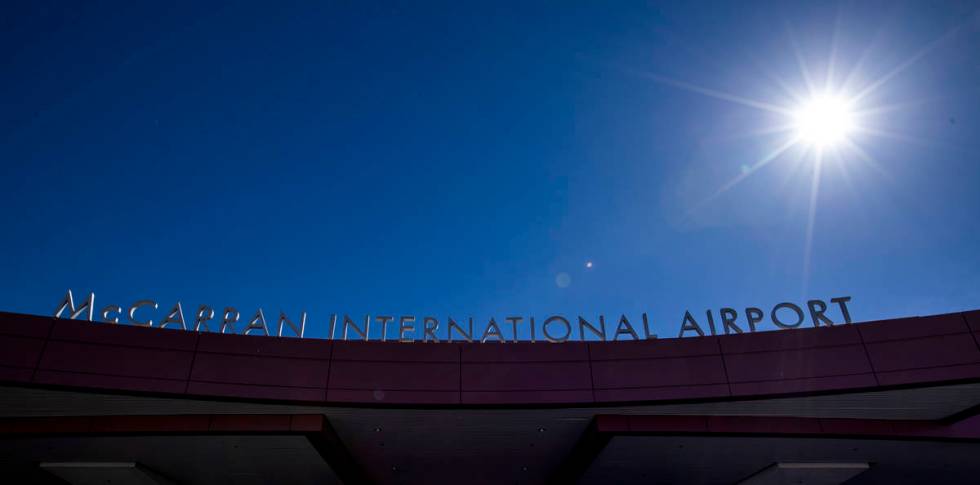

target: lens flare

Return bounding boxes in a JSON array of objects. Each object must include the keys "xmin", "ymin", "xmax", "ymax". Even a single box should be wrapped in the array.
[{"xmin": 792, "ymin": 95, "xmax": 855, "ymax": 147}]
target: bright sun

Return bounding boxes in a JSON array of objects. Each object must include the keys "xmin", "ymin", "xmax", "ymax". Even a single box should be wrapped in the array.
[{"xmin": 792, "ymin": 95, "xmax": 856, "ymax": 148}]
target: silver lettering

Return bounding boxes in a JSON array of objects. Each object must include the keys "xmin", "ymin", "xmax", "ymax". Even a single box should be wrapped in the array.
[
  {"xmin": 195, "ymin": 305, "xmax": 215, "ymax": 332},
  {"xmin": 705, "ymin": 310, "xmax": 717, "ymax": 335},
  {"xmin": 720, "ymin": 308, "xmax": 742, "ymax": 334},
  {"xmin": 277, "ymin": 311, "xmax": 307, "ymax": 338},
  {"xmin": 100, "ymin": 304, "xmax": 121, "ymax": 324},
  {"xmin": 613, "ymin": 314, "xmax": 639, "ymax": 341},
  {"xmin": 53, "ymin": 289, "xmax": 95, "ymax": 321},
  {"xmin": 807, "ymin": 300, "xmax": 834, "ymax": 327},
  {"xmin": 481, "ymin": 318, "xmax": 505, "ymax": 343},
  {"xmin": 243, "ymin": 308, "xmax": 270, "ymax": 336},
  {"xmin": 578, "ymin": 316, "xmax": 606, "ymax": 341},
  {"xmin": 831, "ymin": 296, "xmax": 853, "ymax": 323},
  {"xmin": 642, "ymin": 313, "xmax": 657, "ymax": 339},
  {"xmin": 745, "ymin": 307, "xmax": 764, "ymax": 332},
  {"xmin": 542, "ymin": 316, "xmax": 570, "ymax": 343},
  {"xmin": 159, "ymin": 302, "xmax": 187, "ymax": 330},
  {"xmin": 327, "ymin": 314, "xmax": 337, "ymax": 340},
  {"xmin": 377, "ymin": 316, "xmax": 394, "ymax": 341},
  {"xmin": 772, "ymin": 302, "xmax": 804, "ymax": 328},
  {"xmin": 343, "ymin": 314, "xmax": 370, "ymax": 341},
  {"xmin": 398, "ymin": 315, "xmax": 416, "ymax": 343},
  {"xmin": 448, "ymin": 317, "xmax": 473, "ymax": 343},
  {"xmin": 128, "ymin": 300, "xmax": 158, "ymax": 327},
  {"xmin": 221, "ymin": 307, "xmax": 240, "ymax": 334},
  {"xmin": 505, "ymin": 316, "xmax": 523, "ymax": 343},
  {"xmin": 423, "ymin": 317, "xmax": 440, "ymax": 342},
  {"xmin": 678, "ymin": 311, "xmax": 705, "ymax": 338}
]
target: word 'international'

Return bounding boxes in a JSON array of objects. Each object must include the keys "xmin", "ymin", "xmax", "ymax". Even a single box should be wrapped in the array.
[{"xmin": 52, "ymin": 290, "xmax": 854, "ymax": 343}]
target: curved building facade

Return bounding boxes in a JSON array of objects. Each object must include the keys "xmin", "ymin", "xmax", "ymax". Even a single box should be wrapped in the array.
[{"xmin": 2, "ymin": 310, "xmax": 980, "ymax": 483}]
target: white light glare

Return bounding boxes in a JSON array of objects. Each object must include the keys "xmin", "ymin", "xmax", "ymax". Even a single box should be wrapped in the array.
[{"xmin": 793, "ymin": 95, "xmax": 855, "ymax": 147}]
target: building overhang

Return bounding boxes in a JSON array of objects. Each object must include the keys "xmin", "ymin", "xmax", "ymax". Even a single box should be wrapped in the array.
[{"xmin": 2, "ymin": 309, "xmax": 980, "ymax": 483}]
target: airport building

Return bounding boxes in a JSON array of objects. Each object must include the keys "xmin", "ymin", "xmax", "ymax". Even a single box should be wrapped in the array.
[{"xmin": 2, "ymin": 309, "xmax": 980, "ymax": 484}]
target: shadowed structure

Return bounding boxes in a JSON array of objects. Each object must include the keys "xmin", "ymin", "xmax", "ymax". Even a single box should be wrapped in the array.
[{"xmin": 2, "ymin": 309, "xmax": 980, "ymax": 483}]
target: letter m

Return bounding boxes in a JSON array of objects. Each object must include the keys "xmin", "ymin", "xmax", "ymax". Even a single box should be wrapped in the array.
[{"xmin": 53, "ymin": 289, "xmax": 95, "ymax": 321}]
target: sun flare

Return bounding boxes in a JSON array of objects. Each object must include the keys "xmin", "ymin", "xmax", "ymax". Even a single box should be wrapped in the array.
[
  {"xmin": 792, "ymin": 95, "xmax": 856, "ymax": 148},
  {"xmin": 643, "ymin": 21, "xmax": 954, "ymax": 295}
]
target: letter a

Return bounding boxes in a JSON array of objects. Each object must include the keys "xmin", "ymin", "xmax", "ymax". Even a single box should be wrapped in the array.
[{"xmin": 678, "ymin": 311, "xmax": 706, "ymax": 338}]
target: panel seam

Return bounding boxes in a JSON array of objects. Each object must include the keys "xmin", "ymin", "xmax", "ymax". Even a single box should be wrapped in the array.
[
  {"xmin": 856, "ymin": 324, "xmax": 881, "ymax": 386},
  {"xmin": 30, "ymin": 318, "xmax": 58, "ymax": 382},
  {"xmin": 183, "ymin": 332, "xmax": 201, "ymax": 394},
  {"xmin": 324, "ymin": 340, "xmax": 334, "ymax": 402},
  {"xmin": 962, "ymin": 313, "xmax": 980, "ymax": 354},
  {"xmin": 717, "ymin": 339, "xmax": 733, "ymax": 397}
]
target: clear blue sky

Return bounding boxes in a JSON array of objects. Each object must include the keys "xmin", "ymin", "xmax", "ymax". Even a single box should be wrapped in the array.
[{"xmin": 1, "ymin": 1, "xmax": 978, "ymax": 339}]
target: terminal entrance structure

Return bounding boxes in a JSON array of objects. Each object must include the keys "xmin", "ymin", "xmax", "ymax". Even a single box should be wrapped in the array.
[{"xmin": 2, "ymin": 310, "xmax": 980, "ymax": 484}]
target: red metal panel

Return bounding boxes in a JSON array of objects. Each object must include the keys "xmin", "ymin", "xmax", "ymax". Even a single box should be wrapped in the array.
[
  {"xmin": 707, "ymin": 415, "xmax": 824, "ymax": 434},
  {"xmin": 330, "ymin": 340, "xmax": 459, "ymax": 362},
  {"xmin": 33, "ymin": 369, "xmax": 187, "ymax": 394},
  {"xmin": 38, "ymin": 340, "xmax": 194, "ymax": 381},
  {"xmin": 817, "ymin": 418, "xmax": 905, "ymax": 436},
  {"xmin": 0, "ymin": 414, "xmax": 326, "ymax": 435},
  {"xmin": 1, "ymin": 310, "xmax": 980, "ymax": 408},
  {"xmin": 461, "ymin": 389, "xmax": 594, "ymax": 405},
  {"xmin": 718, "ymin": 324, "xmax": 862, "ymax": 354},
  {"xmin": 588, "ymin": 336, "xmax": 719, "ymax": 361},
  {"xmin": 88, "ymin": 415, "xmax": 212, "ymax": 433},
  {"xmin": 190, "ymin": 352, "xmax": 330, "ymax": 389},
  {"xmin": 0, "ymin": 334, "xmax": 43, "ymax": 381},
  {"xmin": 963, "ymin": 311, "xmax": 980, "ymax": 332},
  {"xmin": 461, "ymin": 361, "xmax": 592, "ymax": 391},
  {"xmin": 209, "ymin": 414, "xmax": 292, "ymax": 432},
  {"xmin": 858, "ymin": 313, "xmax": 970, "ymax": 342},
  {"xmin": 461, "ymin": 341, "xmax": 588, "ymax": 362},
  {"xmin": 591, "ymin": 414, "xmax": 980, "ymax": 442},
  {"xmin": 876, "ymin": 363, "xmax": 980, "ymax": 386},
  {"xmin": 723, "ymin": 345, "xmax": 873, "ymax": 382},
  {"xmin": 186, "ymin": 380, "xmax": 325, "ymax": 402},
  {"xmin": 0, "ymin": 367, "xmax": 34, "ymax": 383},
  {"xmin": 325, "ymin": 388, "xmax": 460, "ymax": 404},
  {"xmin": 624, "ymin": 415, "xmax": 709, "ymax": 433},
  {"xmin": 590, "ymin": 355, "xmax": 728, "ymax": 389},
  {"xmin": 0, "ymin": 335, "xmax": 46, "ymax": 368},
  {"xmin": 49, "ymin": 319, "xmax": 198, "ymax": 351},
  {"xmin": 593, "ymin": 414, "xmax": 632, "ymax": 432},
  {"xmin": 197, "ymin": 332, "xmax": 332, "ymax": 360},
  {"xmin": 865, "ymin": 333, "xmax": 980, "ymax": 372},
  {"xmin": 730, "ymin": 374, "xmax": 878, "ymax": 396},
  {"xmin": 328, "ymin": 361, "xmax": 459, "ymax": 391},
  {"xmin": 0, "ymin": 312, "xmax": 53, "ymax": 338},
  {"xmin": 289, "ymin": 414, "xmax": 326, "ymax": 432}
]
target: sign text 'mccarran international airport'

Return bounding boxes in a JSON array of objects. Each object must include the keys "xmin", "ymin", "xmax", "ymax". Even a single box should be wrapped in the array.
[{"xmin": 51, "ymin": 289, "xmax": 854, "ymax": 343}]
